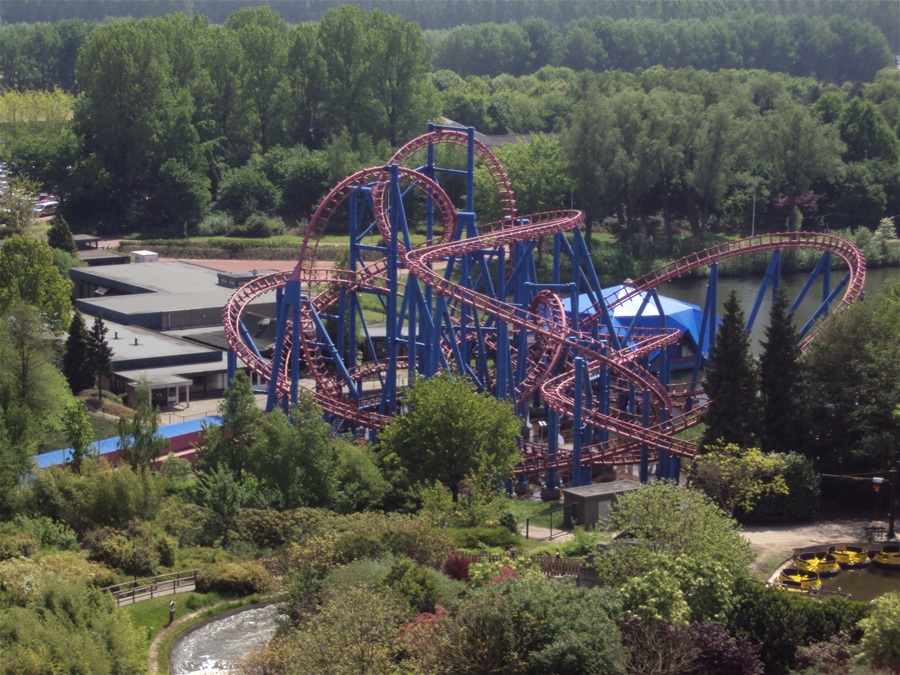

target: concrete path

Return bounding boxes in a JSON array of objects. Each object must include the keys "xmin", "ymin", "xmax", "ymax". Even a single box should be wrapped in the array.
[{"xmin": 521, "ymin": 524, "xmax": 574, "ymax": 543}]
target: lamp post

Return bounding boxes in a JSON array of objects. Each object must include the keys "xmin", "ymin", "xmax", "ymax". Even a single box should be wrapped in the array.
[
  {"xmin": 821, "ymin": 470, "xmax": 896, "ymax": 540},
  {"xmin": 132, "ymin": 542, "xmax": 137, "ymax": 586}
]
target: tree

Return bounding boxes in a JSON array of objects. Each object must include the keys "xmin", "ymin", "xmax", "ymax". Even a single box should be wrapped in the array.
[
  {"xmin": 197, "ymin": 370, "xmax": 262, "ymax": 480},
  {"xmin": 0, "ymin": 300, "xmax": 67, "ymax": 421},
  {"xmin": 0, "ymin": 175, "xmax": 41, "ymax": 233},
  {"xmin": 377, "ymin": 374, "xmax": 521, "ymax": 502},
  {"xmin": 116, "ymin": 380, "xmax": 169, "ymax": 468},
  {"xmin": 690, "ymin": 443, "xmax": 789, "ymax": 518},
  {"xmin": 608, "ymin": 481, "xmax": 755, "ymax": 577},
  {"xmin": 334, "ymin": 440, "xmax": 390, "ymax": 513},
  {"xmin": 88, "ymin": 315, "xmax": 114, "ymax": 401},
  {"xmin": 248, "ymin": 393, "xmax": 336, "ymax": 510},
  {"xmin": 62, "ymin": 402, "xmax": 94, "ymax": 471},
  {"xmin": 0, "ymin": 235, "xmax": 72, "ymax": 334},
  {"xmin": 46, "ymin": 214, "xmax": 77, "ymax": 255},
  {"xmin": 63, "ymin": 311, "xmax": 94, "ymax": 394},
  {"xmin": 754, "ymin": 100, "xmax": 845, "ymax": 229},
  {"xmin": 702, "ymin": 290, "xmax": 760, "ymax": 450},
  {"xmin": 758, "ymin": 287, "xmax": 804, "ymax": 454},
  {"xmin": 0, "ymin": 407, "xmax": 34, "ymax": 518},
  {"xmin": 801, "ymin": 278, "xmax": 900, "ymax": 473}
]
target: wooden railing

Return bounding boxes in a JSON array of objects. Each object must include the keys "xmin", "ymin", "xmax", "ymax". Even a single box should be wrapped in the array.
[{"xmin": 102, "ymin": 569, "xmax": 198, "ymax": 606}]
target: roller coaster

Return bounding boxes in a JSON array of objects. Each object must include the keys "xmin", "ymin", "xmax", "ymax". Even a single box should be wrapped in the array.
[{"xmin": 223, "ymin": 125, "xmax": 866, "ymax": 489}]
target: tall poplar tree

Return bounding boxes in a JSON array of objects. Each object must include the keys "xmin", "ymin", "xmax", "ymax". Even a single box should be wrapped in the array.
[
  {"xmin": 88, "ymin": 315, "xmax": 114, "ymax": 401},
  {"xmin": 63, "ymin": 311, "xmax": 94, "ymax": 394},
  {"xmin": 759, "ymin": 287, "xmax": 803, "ymax": 454},
  {"xmin": 701, "ymin": 290, "xmax": 760, "ymax": 450}
]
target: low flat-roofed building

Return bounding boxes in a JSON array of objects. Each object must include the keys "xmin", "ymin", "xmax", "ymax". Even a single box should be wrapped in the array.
[{"xmin": 561, "ymin": 480, "xmax": 640, "ymax": 528}]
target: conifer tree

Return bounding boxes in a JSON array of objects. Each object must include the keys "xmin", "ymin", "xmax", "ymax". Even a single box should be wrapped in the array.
[
  {"xmin": 701, "ymin": 290, "xmax": 760, "ymax": 450},
  {"xmin": 63, "ymin": 311, "xmax": 94, "ymax": 394},
  {"xmin": 88, "ymin": 315, "xmax": 114, "ymax": 401},
  {"xmin": 46, "ymin": 215, "xmax": 78, "ymax": 255},
  {"xmin": 759, "ymin": 287, "xmax": 803, "ymax": 454}
]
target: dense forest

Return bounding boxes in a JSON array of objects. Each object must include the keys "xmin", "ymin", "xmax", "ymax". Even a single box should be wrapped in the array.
[{"xmin": 1, "ymin": 5, "xmax": 897, "ymax": 251}]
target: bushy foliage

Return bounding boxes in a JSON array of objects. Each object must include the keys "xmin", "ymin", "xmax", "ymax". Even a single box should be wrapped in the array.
[
  {"xmin": 857, "ymin": 592, "xmax": 900, "ymax": 670},
  {"xmin": 727, "ymin": 577, "xmax": 870, "ymax": 674},
  {"xmin": 195, "ymin": 561, "xmax": 272, "ymax": 596},
  {"xmin": 740, "ymin": 452, "xmax": 821, "ymax": 522},
  {"xmin": 380, "ymin": 557, "xmax": 441, "ymax": 614},
  {"xmin": 0, "ymin": 573, "xmax": 144, "ymax": 674},
  {"xmin": 215, "ymin": 164, "xmax": 280, "ymax": 223},
  {"xmin": 83, "ymin": 520, "xmax": 174, "ymax": 577},
  {"xmin": 246, "ymin": 586, "xmax": 409, "ymax": 674},
  {"xmin": 608, "ymin": 481, "xmax": 755, "ymax": 578},
  {"xmin": 28, "ymin": 460, "xmax": 166, "ymax": 534},
  {"xmin": 446, "ymin": 525, "xmax": 518, "ymax": 549},
  {"xmin": 0, "ymin": 523, "xmax": 39, "ymax": 561},
  {"xmin": 467, "ymin": 555, "xmax": 543, "ymax": 587},
  {"xmin": 416, "ymin": 577, "xmax": 626, "ymax": 674},
  {"xmin": 12, "ymin": 515, "xmax": 78, "ymax": 551}
]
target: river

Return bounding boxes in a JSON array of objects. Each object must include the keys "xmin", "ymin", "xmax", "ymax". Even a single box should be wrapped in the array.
[{"xmin": 658, "ymin": 266, "xmax": 897, "ymax": 356}]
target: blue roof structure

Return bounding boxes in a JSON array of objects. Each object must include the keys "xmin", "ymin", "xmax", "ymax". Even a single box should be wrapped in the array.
[
  {"xmin": 565, "ymin": 286, "xmax": 719, "ymax": 351},
  {"xmin": 35, "ymin": 416, "xmax": 223, "ymax": 469}
]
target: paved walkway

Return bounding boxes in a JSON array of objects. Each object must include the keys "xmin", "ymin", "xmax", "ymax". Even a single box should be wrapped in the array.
[{"xmin": 521, "ymin": 524, "xmax": 574, "ymax": 543}]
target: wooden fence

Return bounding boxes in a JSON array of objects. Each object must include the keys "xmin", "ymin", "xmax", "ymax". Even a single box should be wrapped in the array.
[{"xmin": 102, "ymin": 569, "xmax": 199, "ymax": 606}]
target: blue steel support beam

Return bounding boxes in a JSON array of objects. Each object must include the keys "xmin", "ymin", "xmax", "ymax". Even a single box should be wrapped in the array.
[
  {"xmin": 572, "ymin": 357, "xmax": 585, "ymax": 487},
  {"xmin": 746, "ymin": 250, "xmax": 781, "ymax": 331}
]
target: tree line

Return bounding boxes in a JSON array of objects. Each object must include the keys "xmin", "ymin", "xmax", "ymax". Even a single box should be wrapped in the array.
[
  {"xmin": 2, "ymin": 5, "xmax": 896, "ymax": 93},
  {"xmin": 3, "ymin": 0, "xmax": 898, "ymax": 48},
  {"xmin": 0, "ymin": 5, "xmax": 898, "ymax": 243}
]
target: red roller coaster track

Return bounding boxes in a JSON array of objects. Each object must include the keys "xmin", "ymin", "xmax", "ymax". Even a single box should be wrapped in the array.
[{"xmin": 223, "ymin": 128, "xmax": 866, "ymax": 474}]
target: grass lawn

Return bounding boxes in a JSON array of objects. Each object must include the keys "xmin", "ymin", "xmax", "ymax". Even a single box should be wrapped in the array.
[{"xmin": 507, "ymin": 499, "xmax": 568, "ymax": 532}]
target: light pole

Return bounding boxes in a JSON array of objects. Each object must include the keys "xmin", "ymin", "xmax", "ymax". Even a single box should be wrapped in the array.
[
  {"xmin": 822, "ymin": 471, "xmax": 896, "ymax": 540},
  {"xmin": 132, "ymin": 542, "xmax": 137, "ymax": 586}
]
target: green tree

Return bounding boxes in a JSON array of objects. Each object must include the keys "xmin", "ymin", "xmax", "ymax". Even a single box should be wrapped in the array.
[
  {"xmin": 224, "ymin": 6, "xmax": 290, "ymax": 152},
  {"xmin": 0, "ymin": 235, "xmax": 72, "ymax": 334},
  {"xmin": 62, "ymin": 401, "xmax": 94, "ymax": 471},
  {"xmin": 690, "ymin": 443, "xmax": 789, "ymax": 518},
  {"xmin": 754, "ymin": 100, "xmax": 845, "ymax": 229},
  {"xmin": 197, "ymin": 370, "xmax": 262, "ymax": 480},
  {"xmin": 366, "ymin": 10, "xmax": 439, "ymax": 145},
  {"xmin": 46, "ymin": 214, "xmax": 77, "ymax": 255},
  {"xmin": 608, "ymin": 481, "xmax": 755, "ymax": 577},
  {"xmin": 759, "ymin": 287, "xmax": 804, "ymax": 454},
  {"xmin": 215, "ymin": 163, "xmax": 279, "ymax": 223},
  {"xmin": 197, "ymin": 464, "xmax": 246, "ymax": 543},
  {"xmin": 116, "ymin": 380, "xmax": 169, "ymax": 468},
  {"xmin": 88, "ymin": 315, "xmax": 114, "ymax": 401},
  {"xmin": 0, "ymin": 407, "xmax": 34, "ymax": 518},
  {"xmin": 702, "ymin": 290, "xmax": 760, "ymax": 450},
  {"xmin": 0, "ymin": 300, "xmax": 71, "ymax": 422},
  {"xmin": 377, "ymin": 374, "xmax": 521, "ymax": 502},
  {"xmin": 334, "ymin": 440, "xmax": 390, "ymax": 513},
  {"xmin": 801, "ymin": 278, "xmax": 900, "ymax": 473},
  {"xmin": 0, "ymin": 175, "xmax": 40, "ymax": 233},
  {"xmin": 63, "ymin": 311, "xmax": 94, "ymax": 394},
  {"xmin": 248, "ymin": 394, "xmax": 337, "ymax": 510}
]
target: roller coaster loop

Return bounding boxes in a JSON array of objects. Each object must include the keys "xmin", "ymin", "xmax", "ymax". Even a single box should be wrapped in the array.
[{"xmin": 223, "ymin": 124, "xmax": 865, "ymax": 488}]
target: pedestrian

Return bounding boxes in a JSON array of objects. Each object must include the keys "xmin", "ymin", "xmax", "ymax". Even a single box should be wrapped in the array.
[
  {"xmin": 168, "ymin": 599, "xmax": 176, "ymax": 625},
  {"xmin": 555, "ymin": 548, "xmax": 561, "ymax": 560},
  {"xmin": 509, "ymin": 545, "xmax": 516, "ymax": 559}
]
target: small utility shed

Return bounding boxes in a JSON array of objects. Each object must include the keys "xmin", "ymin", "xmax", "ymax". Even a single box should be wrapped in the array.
[{"xmin": 562, "ymin": 480, "xmax": 640, "ymax": 528}]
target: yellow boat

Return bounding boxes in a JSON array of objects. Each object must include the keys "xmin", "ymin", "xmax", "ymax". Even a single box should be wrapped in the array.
[
  {"xmin": 776, "ymin": 567, "xmax": 822, "ymax": 590},
  {"xmin": 827, "ymin": 545, "xmax": 871, "ymax": 569},
  {"xmin": 872, "ymin": 544, "xmax": 900, "ymax": 570},
  {"xmin": 792, "ymin": 551, "xmax": 841, "ymax": 577}
]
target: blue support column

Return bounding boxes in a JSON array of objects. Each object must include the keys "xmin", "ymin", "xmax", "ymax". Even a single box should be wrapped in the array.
[
  {"xmin": 546, "ymin": 408, "xmax": 559, "ymax": 491},
  {"xmin": 571, "ymin": 357, "xmax": 585, "ymax": 487},
  {"xmin": 226, "ymin": 350, "xmax": 236, "ymax": 386}
]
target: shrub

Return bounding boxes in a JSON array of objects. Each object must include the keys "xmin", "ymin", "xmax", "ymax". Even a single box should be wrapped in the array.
[
  {"xmin": 14, "ymin": 515, "xmax": 78, "ymax": 551},
  {"xmin": 196, "ymin": 212, "xmax": 234, "ymax": 236},
  {"xmin": 83, "ymin": 526, "xmax": 160, "ymax": 577},
  {"xmin": 227, "ymin": 212, "xmax": 285, "ymax": 238},
  {"xmin": 857, "ymin": 592, "xmax": 900, "ymax": 670},
  {"xmin": 229, "ymin": 508, "xmax": 297, "ymax": 550},
  {"xmin": 446, "ymin": 525, "xmax": 518, "ymax": 549},
  {"xmin": 184, "ymin": 591, "xmax": 220, "ymax": 612},
  {"xmin": 442, "ymin": 553, "xmax": 470, "ymax": 581},
  {"xmin": 0, "ymin": 524, "xmax": 40, "ymax": 561},
  {"xmin": 741, "ymin": 452, "xmax": 821, "ymax": 522},
  {"xmin": 380, "ymin": 557, "xmax": 440, "ymax": 614},
  {"xmin": 195, "ymin": 561, "xmax": 272, "ymax": 596}
]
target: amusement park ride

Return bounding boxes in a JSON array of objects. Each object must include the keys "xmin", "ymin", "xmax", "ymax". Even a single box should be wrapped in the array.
[{"xmin": 223, "ymin": 125, "xmax": 866, "ymax": 493}]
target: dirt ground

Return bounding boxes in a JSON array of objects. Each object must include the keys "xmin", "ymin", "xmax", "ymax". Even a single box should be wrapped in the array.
[{"xmin": 741, "ymin": 517, "xmax": 879, "ymax": 578}]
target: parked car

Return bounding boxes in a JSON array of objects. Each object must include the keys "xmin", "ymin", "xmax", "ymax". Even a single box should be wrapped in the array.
[{"xmin": 33, "ymin": 200, "xmax": 59, "ymax": 216}]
